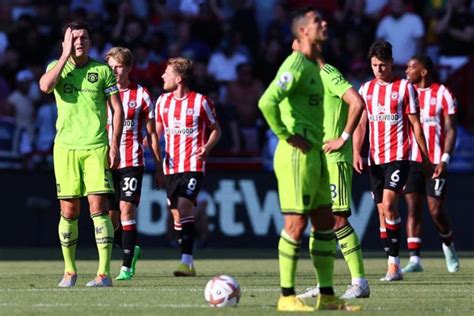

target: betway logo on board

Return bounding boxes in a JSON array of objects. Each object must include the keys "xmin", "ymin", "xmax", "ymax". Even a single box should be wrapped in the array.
[{"xmin": 137, "ymin": 175, "xmax": 375, "ymax": 240}]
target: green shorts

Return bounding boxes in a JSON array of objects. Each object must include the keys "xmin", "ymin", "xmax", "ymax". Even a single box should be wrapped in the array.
[
  {"xmin": 273, "ymin": 140, "xmax": 331, "ymax": 213},
  {"xmin": 327, "ymin": 161, "xmax": 352, "ymax": 215},
  {"xmin": 53, "ymin": 143, "xmax": 114, "ymax": 199}
]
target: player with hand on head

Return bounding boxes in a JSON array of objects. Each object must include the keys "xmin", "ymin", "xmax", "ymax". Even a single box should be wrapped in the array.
[
  {"xmin": 402, "ymin": 55, "xmax": 460, "ymax": 273},
  {"xmin": 39, "ymin": 21, "xmax": 124, "ymax": 287},
  {"xmin": 105, "ymin": 47, "xmax": 165, "ymax": 281},
  {"xmin": 353, "ymin": 41, "xmax": 434, "ymax": 282},
  {"xmin": 155, "ymin": 57, "xmax": 221, "ymax": 277},
  {"xmin": 259, "ymin": 7, "xmax": 361, "ymax": 312}
]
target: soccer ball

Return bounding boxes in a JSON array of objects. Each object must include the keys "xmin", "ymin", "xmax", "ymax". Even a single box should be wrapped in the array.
[{"xmin": 204, "ymin": 275, "xmax": 241, "ymax": 307}]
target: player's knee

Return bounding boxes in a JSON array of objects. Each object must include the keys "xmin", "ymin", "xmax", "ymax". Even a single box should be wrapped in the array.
[{"xmin": 333, "ymin": 214, "xmax": 348, "ymax": 230}]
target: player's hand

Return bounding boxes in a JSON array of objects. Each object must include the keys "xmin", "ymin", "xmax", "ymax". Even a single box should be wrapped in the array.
[
  {"xmin": 286, "ymin": 134, "xmax": 311, "ymax": 154},
  {"xmin": 196, "ymin": 146, "xmax": 208, "ymax": 161},
  {"xmin": 61, "ymin": 27, "xmax": 73, "ymax": 59},
  {"xmin": 108, "ymin": 146, "xmax": 120, "ymax": 169},
  {"xmin": 323, "ymin": 137, "xmax": 346, "ymax": 153},
  {"xmin": 154, "ymin": 167, "xmax": 165, "ymax": 189},
  {"xmin": 432, "ymin": 162, "xmax": 446, "ymax": 179},
  {"xmin": 353, "ymin": 154, "xmax": 364, "ymax": 174}
]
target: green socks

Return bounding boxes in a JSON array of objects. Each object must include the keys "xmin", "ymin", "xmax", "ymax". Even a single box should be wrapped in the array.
[
  {"xmin": 91, "ymin": 212, "xmax": 114, "ymax": 276},
  {"xmin": 335, "ymin": 224, "xmax": 365, "ymax": 279},
  {"xmin": 278, "ymin": 230, "xmax": 301, "ymax": 289},
  {"xmin": 310, "ymin": 230, "xmax": 336, "ymax": 288},
  {"xmin": 58, "ymin": 215, "xmax": 78, "ymax": 274}
]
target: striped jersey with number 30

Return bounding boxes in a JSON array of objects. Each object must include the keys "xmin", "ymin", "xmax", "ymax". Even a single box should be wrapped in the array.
[{"xmin": 107, "ymin": 82, "xmax": 154, "ymax": 168}]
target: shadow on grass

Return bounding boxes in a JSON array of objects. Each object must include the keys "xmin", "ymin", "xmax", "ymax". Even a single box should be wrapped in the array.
[{"xmin": 1, "ymin": 247, "xmax": 472, "ymax": 260}]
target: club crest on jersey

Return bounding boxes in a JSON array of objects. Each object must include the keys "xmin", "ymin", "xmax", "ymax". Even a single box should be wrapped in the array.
[
  {"xmin": 391, "ymin": 92, "xmax": 398, "ymax": 100},
  {"xmin": 186, "ymin": 109, "xmax": 194, "ymax": 115},
  {"xmin": 87, "ymin": 72, "xmax": 98, "ymax": 83},
  {"xmin": 430, "ymin": 98, "xmax": 437, "ymax": 106},
  {"xmin": 128, "ymin": 101, "xmax": 137, "ymax": 108},
  {"xmin": 276, "ymin": 71, "xmax": 293, "ymax": 90}
]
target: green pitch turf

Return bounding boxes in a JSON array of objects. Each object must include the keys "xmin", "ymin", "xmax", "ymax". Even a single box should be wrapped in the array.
[{"xmin": 0, "ymin": 249, "xmax": 472, "ymax": 315}]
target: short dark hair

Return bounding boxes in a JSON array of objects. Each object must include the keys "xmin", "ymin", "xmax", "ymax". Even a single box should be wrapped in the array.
[
  {"xmin": 63, "ymin": 20, "xmax": 92, "ymax": 37},
  {"xmin": 368, "ymin": 40, "xmax": 393, "ymax": 61},
  {"xmin": 290, "ymin": 6, "xmax": 316, "ymax": 39},
  {"xmin": 410, "ymin": 55, "xmax": 434, "ymax": 74}
]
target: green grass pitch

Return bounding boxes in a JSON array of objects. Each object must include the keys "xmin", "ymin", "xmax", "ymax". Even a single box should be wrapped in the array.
[{"xmin": 0, "ymin": 249, "xmax": 472, "ymax": 315}]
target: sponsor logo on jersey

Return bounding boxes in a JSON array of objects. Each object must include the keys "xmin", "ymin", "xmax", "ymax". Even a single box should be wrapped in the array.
[
  {"xmin": 391, "ymin": 92, "xmax": 398, "ymax": 100},
  {"xmin": 430, "ymin": 98, "xmax": 437, "ymax": 106},
  {"xmin": 276, "ymin": 71, "xmax": 293, "ymax": 90},
  {"xmin": 165, "ymin": 126, "xmax": 197, "ymax": 136},
  {"xmin": 186, "ymin": 109, "xmax": 194, "ymax": 116},
  {"xmin": 128, "ymin": 101, "xmax": 137, "ymax": 108},
  {"xmin": 87, "ymin": 72, "xmax": 98, "ymax": 83}
]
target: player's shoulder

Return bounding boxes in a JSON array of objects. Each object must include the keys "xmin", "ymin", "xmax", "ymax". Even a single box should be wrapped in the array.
[
  {"xmin": 360, "ymin": 78, "xmax": 377, "ymax": 90},
  {"xmin": 87, "ymin": 58, "xmax": 109, "ymax": 68},
  {"xmin": 321, "ymin": 63, "xmax": 342, "ymax": 75},
  {"xmin": 280, "ymin": 51, "xmax": 307, "ymax": 72}
]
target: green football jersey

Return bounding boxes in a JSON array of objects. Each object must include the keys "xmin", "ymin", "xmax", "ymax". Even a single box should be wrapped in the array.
[
  {"xmin": 320, "ymin": 64, "xmax": 353, "ymax": 163},
  {"xmin": 47, "ymin": 58, "xmax": 118, "ymax": 149},
  {"xmin": 258, "ymin": 51, "xmax": 325, "ymax": 148}
]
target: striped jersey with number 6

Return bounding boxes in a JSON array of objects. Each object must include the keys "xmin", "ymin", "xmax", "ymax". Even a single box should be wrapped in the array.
[
  {"xmin": 359, "ymin": 78, "xmax": 418, "ymax": 165},
  {"xmin": 409, "ymin": 83, "xmax": 457, "ymax": 164},
  {"xmin": 155, "ymin": 91, "xmax": 217, "ymax": 175},
  {"xmin": 107, "ymin": 82, "xmax": 154, "ymax": 168}
]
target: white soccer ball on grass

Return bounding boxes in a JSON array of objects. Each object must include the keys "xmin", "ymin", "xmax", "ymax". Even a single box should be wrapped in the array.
[{"xmin": 204, "ymin": 275, "xmax": 241, "ymax": 307}]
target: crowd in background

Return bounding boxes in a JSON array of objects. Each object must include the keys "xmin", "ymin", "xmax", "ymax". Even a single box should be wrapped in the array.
[{"xmin": 0, "ymin": 0, "xmax": 473, "ymax": 170}]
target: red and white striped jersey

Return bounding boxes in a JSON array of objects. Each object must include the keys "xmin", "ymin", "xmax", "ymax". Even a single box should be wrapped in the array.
[
  {"xmin": 107, "ymin": 82, "xmax": 154, "ymax": 168},
  {"xmin": 359, "ymin": 78, "xmax": 418, "ymax": 165},
  {"xmin": 155, "ymin": 91, "xmax": 217, "ymax": 175},
  {"xmin": 410, "ymin": 83, "xmax": 457, "ymax": 164}
]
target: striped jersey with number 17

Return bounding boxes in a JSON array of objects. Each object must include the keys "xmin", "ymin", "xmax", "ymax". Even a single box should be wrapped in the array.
[
  {"xmin": 107, "ymin": 82, "xmax": 154, "ymax": 169},
  {"xmin": 155, "ymin": 91, "xmax": 217, "ymax": 175},
  {"xmin": 409, "ymin": 83, "xmax": 457, "ymax": 164},
  {"xmin": 359, "ymin": 78, "xmax": 418, "ymax": 165}
]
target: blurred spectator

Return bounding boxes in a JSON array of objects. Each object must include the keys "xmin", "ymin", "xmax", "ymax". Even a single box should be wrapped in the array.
[
  {"xmin": 0, "ymin": 31, "xmax": 8, "ymax": 55},
  {"xmin": 7, "ymin": 70, "xmax": 35, "ymax": 143},
  {"xmin": 33, "ymin": 94, "xmax": 57, "ymax": 170},
  {"xmin": 176, "ymin": 21, "xmax": 212, "ymax": 62},
  {"xmin": 0, "ymin": 112, "xmax": 22, "ymax": 170},
  {"xmin": 89, "ymin": 31, "xmax": 113, "ymax": 61},
  {"xmin": 255, "ymin": 0, "xmax": 279, "ymax": 40},
  {"xmin": 129, "ymin": 41, "xmax": 163, "ymax": 93},
  {"xmin": 261, "ymin": 128, "xmax": 278, "ymax": 172},
  {"xmin": 70, "ymin": 0, "xmax": 105, "ymax": 18},
  {"xmin": 179, "ymin": 0, "xmax": 206, "ymax": 18},
  {"xmin": 255, "ymin": 37, "xmax": 287, "ymax": 85},
  {"xmin": 364, "ymin": 0, "xmax": 389, "ymax": 19},
  {"xmin": 334, "ymin": 0, "xmax": 376, "ymax": 57},
  {"xmin": 376, "ymin": 0, "xmax": 425, "ymax": 66},
  {"xmin": 208, "ymin": 88, "xmax": 241, "ymax": 155},
  {"xmin": 435, "ymin": 0, "xmax": 474, "ymax": 81},
  {"xmin": 207, "ymin": 34, "xmax": 249, "ymax": 84},
  {"xmin": 225, "ymin": 62, "xmax": 263, "ymax": 153}
]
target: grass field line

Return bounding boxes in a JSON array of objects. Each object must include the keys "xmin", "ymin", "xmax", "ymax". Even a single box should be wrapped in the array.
[
  {"xmin": 0, "ymin": 302, "xmax": 471, "ymax": 313},
  {"xmin": 0, "ymin": 287, "xmax": 279, "ymax": 292}
]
